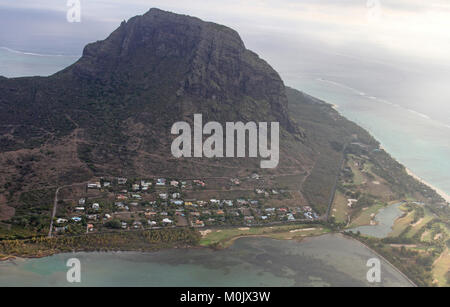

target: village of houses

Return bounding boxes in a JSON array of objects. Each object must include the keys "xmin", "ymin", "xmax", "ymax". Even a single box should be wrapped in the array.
[{"xmin": 52, "ymin": 173, "xmax": 320, "ymax": 235}]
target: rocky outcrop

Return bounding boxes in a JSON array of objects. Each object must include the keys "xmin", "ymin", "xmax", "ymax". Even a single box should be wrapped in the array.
[{"xmin": 0, "ymin": 8, "xmax": 307, "ymax": 193}]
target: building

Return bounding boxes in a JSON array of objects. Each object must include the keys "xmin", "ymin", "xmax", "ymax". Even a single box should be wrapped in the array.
[
  {"xmin": 162, "ymin": 218, "xmax": 173, "ymax": 224},
  {"xmin": 56, "ymin": 218, "xmax": 68, "ymax": 224},
  {"xmin": 117, "ymin": 177, "xmax": 127, "ymax": 185},
  {"xmin": 87, "ymin": 182, "xmax": 101, "ymax": 189},
  {"xmin": 156, "ymin": 178, "xmax": 166, "ymax": 186}
]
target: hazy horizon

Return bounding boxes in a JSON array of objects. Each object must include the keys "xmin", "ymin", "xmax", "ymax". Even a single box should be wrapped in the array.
[
  {"xmin": 1, "ymin": 1, "xmax": 450, "ymax": 126},
  {"xmin": 0, "ymin": 1, "xmax": 449, "ymax": 289}
]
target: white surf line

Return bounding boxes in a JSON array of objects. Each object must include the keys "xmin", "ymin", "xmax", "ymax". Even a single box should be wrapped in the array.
[
  {"xmin": 311, "ymin": 77, "xmax": 450, "ymax": 203},
  {"xmin": 406, "ymin": 168, "xmax": 450, "ymax": 203},
  {"xmin": 316, "ymin": 77, "xmax": 450, "ymax": 131},
  {"xmin": 0, "ymin": 46, "xmax": 78, "ymax": 58}
]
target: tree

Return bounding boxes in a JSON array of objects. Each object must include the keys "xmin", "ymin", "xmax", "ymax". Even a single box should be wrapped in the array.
[{"xmin": 104, "ymin": 219, "xmax": 121, "ymax": 229}]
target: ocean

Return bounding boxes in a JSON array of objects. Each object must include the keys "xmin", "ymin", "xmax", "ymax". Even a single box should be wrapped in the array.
[
  {"xmin": 0, "ymin": 44, "xmax": 439, "ymax": 287},
  {"xmin": 0, "ymin": 47, "xmax": 79, "ymax": 78},
  {"xmin": 288, "ymin": 74, "xmax": 450, "ymax": 200},
  {"xmin": 1, "ymin": 45, "xmax": 449, "ymax": 199}
]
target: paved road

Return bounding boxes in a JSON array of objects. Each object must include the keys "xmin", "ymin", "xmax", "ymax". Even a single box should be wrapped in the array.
[
  {"xmin": 48, "ymin": 183, "xmax": 86, "ymax": 237},
  {"xmin": 48, "ymin": 186, "xmax": 62, "ymax": 237}
]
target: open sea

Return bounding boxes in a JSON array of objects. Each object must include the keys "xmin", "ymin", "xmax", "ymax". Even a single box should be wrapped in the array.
[
  {"xmin": 289, "ymin": 74, "xmax": 450, "ymax": 199},
  {"xmin": 0, "ymin": 47, "xmax": 79, "ymax": 78}
]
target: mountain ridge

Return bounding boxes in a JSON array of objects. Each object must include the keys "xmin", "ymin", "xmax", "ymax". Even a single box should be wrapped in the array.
[
  {"xmin": 0, "ymin": 8, "xmax": 445, "ymax": 219},
  {"xmin": 0, "ymin": 8, "xmax": 309, "ymax": 196}
]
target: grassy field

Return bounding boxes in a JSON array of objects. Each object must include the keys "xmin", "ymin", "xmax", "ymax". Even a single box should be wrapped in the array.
[
  {"xmin": 347, "ymin": 157, "xmax": 365, "ymax": 185},
  {"xmin": 421, "ymin": 230, "xmax": 432, "ymax": 242},
  {"xmin": 348, "ymin": 202, "xmax": 385, "ymax": 228},
  {"xmin": 271, "ymin": 173, "xmax": 306, "ymax": 189},
  {"xmin": 331, "ymin": 191, "xmax": 350, "ymax": 224},
  {"xmin": 388, "ymin": 205, "xmax": 440, "ymax": 239},
  {"xmin": 388, "ymin": 209, "xmax": 414, "ymax": 237},
  {"xmin": 432, "ymin": 248, "xmax": 449, "ymax": 287},
  {"xmin": 199, "ymin": 224, "xmax": 330, "ymax": 248},
  {"xmin": 404, "ymin": 207, "xmax": 435, "ymax": 238}
]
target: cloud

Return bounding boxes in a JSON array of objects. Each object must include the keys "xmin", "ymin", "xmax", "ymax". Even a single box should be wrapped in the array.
[{"xmin": 1, "ymin": 0, "xmax": 450, "ymax": 64}]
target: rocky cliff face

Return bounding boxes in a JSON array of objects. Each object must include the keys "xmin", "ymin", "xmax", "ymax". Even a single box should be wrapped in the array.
[
  {"xmin": 0, "ymin": 8, "xmax": 308, "ymax": 196},
  {"xmin": 1, "ymin": 8, "xmax": 438, "ymax": 219},
  {"xmin": 67, "ymin": 8, "xmax": 297, "ymax": 131}
]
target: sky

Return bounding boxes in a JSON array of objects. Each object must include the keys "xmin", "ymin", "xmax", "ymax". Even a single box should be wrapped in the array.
[
  {"xmin": 0, "ymin": 0, "xmax": 450, "ymax": 123},
  {"xmin": 1, "ymin": 0, "xmax": 450, "ymax": 64}
]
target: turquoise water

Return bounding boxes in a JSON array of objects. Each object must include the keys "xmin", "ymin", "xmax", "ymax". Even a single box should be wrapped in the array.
[
  {"xmin": 1, "ymin": 46, "xmax": 449, "ymax": 199},
  {"xmin": 349, "ymin": 203, "xmax": 404, "ymax": 238},
  {"xmin": 0, "ymin": 235, "xmax": 413, "ymax": 287},
  {"xmin": 290, "ymin": 76, "xmax": 450, "ymax": 199},
  {"xmin": 0, "ymin": 47, "xmax": 79, "ymax": 78},
  {"xmin": 0, "ymin": 46, "xmax": 443, "ymax": 287}
]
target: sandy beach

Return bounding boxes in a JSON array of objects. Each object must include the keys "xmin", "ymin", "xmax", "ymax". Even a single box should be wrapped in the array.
[{"xmin": 406, "ymin": 168, "xmax": 450, "ymax": 203}]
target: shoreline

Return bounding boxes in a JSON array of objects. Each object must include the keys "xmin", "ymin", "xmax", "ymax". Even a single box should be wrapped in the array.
[
  {"xmin": 405, "ymin": 168, "xmax": 450, "ymax": 203},
  {"xmin": 342, "ymin": 233, "xmax": 417, "ymax": 287},
  {"xmin": 0, "ymin": 233, "xmax": 417, "ymax": 287},
  {"xmin": 327, "ymin": 99, "xmax": 450, "ymax": 205}
]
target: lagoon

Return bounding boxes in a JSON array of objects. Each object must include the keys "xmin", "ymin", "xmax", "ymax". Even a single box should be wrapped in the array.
[
  {"xmin": 349, "ymin": 203, "xmax": 404, "ymax": 238},
  {"xmin": 0, "ymin": 234, "xmax": 413, "ymax": 287}
]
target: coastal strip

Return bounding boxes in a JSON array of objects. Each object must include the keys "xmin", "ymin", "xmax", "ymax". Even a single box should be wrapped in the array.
[{"xmin": 406, "ymin": 168, "xmax": 450, "ymax": 203}]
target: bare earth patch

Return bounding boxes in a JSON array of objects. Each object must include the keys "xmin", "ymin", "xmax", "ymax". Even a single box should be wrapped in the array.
[
  {"xmin": 0, "ymin": 194, "xmax": 14, "ymax": 220},
  {"xmin": 412, "ymin": 218, "xmax": 424, "ymax": 227},
  {"xmin": 289, "ymin": 228, "xmax": 319, "ymax": 233},
  {"xmin": 200, "ymin": 229, "xmax": 212, "ymax": 237},
  {"xmin": 434, "ymin": 233, "xmax": 443, "ymax": 241}
]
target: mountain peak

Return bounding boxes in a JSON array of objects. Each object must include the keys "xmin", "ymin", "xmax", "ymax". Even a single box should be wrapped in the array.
[
  {"xmin": 0, "ymin": 9, "xmax": 302, "ymax": 190},
  {"xmin": 77, "ymin": 7, "xmax": 246, "ymax": 67},
  {"xmin": 65, "ymin": 8, "xmax": 297, "ymax": 132}
]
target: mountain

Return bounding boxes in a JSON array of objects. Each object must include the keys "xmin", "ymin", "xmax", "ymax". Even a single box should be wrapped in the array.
[
  {"xmin": 0, "ymin": 9, "xmax": 307, "ymax": 191},
  {"xmin": 0, "ymin": 8, "xmax": 444, "ymax": 219}
]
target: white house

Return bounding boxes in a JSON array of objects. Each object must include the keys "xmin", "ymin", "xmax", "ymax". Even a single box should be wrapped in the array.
[
  {"xmin": 117, "ymin": 177, "xmax": 127, "ymax": 185},
  {"xmin": 87, "ymin": 182, "xmax": 101, "ymax": 189},
  {"xmin": 156, "ymin": 178, "xmax": 166, "ymax": 186}
]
